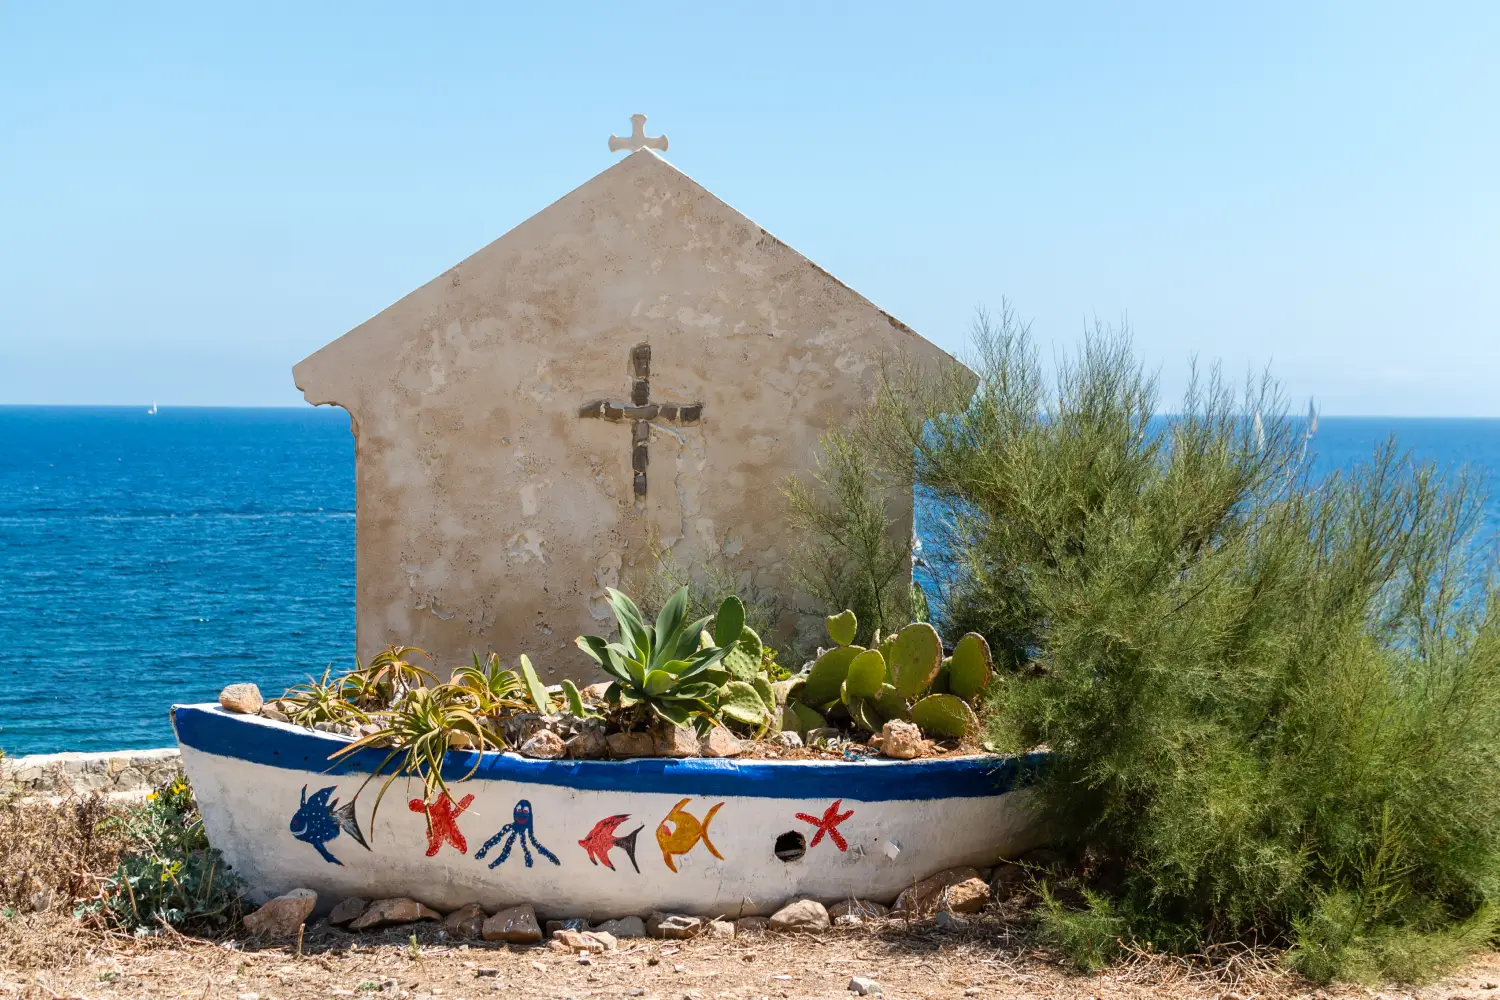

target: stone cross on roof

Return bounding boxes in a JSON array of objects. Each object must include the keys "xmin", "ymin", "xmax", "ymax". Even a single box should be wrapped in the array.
[{"xmin": 608, "ymin": 114, "xmax": 668, "ymax": 154}]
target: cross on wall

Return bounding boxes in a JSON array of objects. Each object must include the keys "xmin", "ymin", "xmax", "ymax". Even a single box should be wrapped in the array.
[{"xmin": 578, "ymin": 344, "xmax": 703, "ymax": 497}]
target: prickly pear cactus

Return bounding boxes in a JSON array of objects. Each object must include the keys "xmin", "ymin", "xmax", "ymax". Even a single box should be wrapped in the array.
[
  {"xmin": 803, "ymin": 645, "xmax": 863, "ymax": 706},
  {"xmin": 844, "ymin": 649, "xmax": 887, "ymax": 700},
  {"xmin": 722, "ymin": 626, "xmax": 764, "ymax": 682},
  {"xmin": 721, "ymin": 680, "xmax": 772, "ymax": 727},
  {"xmin": 826, "ymin": 609, "xmax": 858, "ymax": 646},
  {"xmin": 910, "ymin": 693, "xmax": 978, "ymax": 739},
  {"xmin": 888, "ymin": 623, "xmax": 943, "ymax": 699},
  {"xmin": 947, "ymin": 633, "xmax": 993, "ymax": 701}
]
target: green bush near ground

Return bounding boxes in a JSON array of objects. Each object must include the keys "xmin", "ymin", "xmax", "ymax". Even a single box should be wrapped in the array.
[
  {"xmin": 92, "ymin": 778, "xmax": 242, "ymax": 933},
  {"xmin": 858, "ymin": 305, "xmax": 1500, "ymax": 983}
]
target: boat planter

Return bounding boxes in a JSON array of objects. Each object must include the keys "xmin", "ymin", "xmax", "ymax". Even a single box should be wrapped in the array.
[{"xmin": 173, "ymin": 703, "xmax": 1048, "ymax": 919}]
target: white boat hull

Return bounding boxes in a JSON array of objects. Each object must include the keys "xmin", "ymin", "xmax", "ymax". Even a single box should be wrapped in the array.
[{"xmin": 173, "ymin": 704, "xmax": 1047, "ymax": 919}]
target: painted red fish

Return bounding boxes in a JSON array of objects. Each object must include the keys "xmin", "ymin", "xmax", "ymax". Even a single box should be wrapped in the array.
[{"xmin": 579, "ymin": 814, "xmax": 643, "ymax": 873}]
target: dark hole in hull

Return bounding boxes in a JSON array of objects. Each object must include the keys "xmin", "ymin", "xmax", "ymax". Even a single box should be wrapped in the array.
[{"xmin": 775, "ymin": 831, "xmax": 807, "ymax": 863}]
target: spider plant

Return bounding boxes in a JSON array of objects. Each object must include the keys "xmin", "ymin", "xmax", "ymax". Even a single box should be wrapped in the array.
[
  {"xmin": 341, "ymin": 645, "xmax": 437, "ymax": 710},
  {"xmin": 330, "ymin": 682, "xmax": 492, "ymax": 833},
  {"xmin": 575, "ymin": 586, "xmax": 742, "ymax": 729},
  {"xmin": 282, "ymin": 667, "xmax": 370, "ymax": 728}
]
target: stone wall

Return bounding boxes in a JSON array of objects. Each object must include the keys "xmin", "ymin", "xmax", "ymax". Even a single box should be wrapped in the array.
[{"xmin": 1, "ymin": 748, "xmax": 182, "ymax": 803}]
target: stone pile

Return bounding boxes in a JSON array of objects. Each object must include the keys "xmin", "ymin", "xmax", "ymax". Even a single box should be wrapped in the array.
[{"xmin": 237, "ymin": 856, "xmax": 1052, "ymax": 943}]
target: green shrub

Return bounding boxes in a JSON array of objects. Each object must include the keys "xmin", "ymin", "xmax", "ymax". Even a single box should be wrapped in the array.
[
  {"xmin": 93, "ymin": 778, "xmax": 241, "ymax": 932},
  {"xmin": 867, "ymin": 305, "xmax": 1500, "ymax": 983}
]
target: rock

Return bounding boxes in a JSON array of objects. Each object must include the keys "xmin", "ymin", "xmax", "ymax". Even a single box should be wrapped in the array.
[
  {"xmin": 443, "ymin": 902, "xmax": 487, "ymax": 939},
  {"xmin": 989, "ymin": 861, "xmax": 1027, "ymax": 896},
  {"xmin": 552, "ymin": 928, "xmax": 616, "ymax": 952},
  {"xmin": 734, "ymin": 916, "xmax": 770, "ymax": 936},
  {"xmin": 938, "ymin": 878, "xmax": 991, "ymax": 914},
  {"xmin": 242, "ymin": 888, "xmax": 316, "ymax": 938},
  {"xmin": 327, "ymin": 897, "xmax": 368, "ymax": 927},
  {"xmin": 313, "ymin": 720, "xmax": 357, "ymax": 737},
  {"xmin": 772, "ymin": 731, "xmax": 803, "ymax": 749},
  {"xmin": 707, "ymin": 919, "xmax": 735, "ymax": 938},
  {"xmin": 349, "ymin": 897, "xmax": 440, "ymax": 931},
  {"xmin": 520, "ymin": 730, "xmax": 566, "ymax": 759},
  {"xmin": 27, "ymin": 887, "xmax": 54, "ymax": 913},
  {"xmin": 475, "ymin": 967, "xmax": 500, "ymax": 978},
  {"xmin": 545, "ymin": 918, "xmax": 588, "ymax": 934},
  {"xmin": 586, "ymin": 930, "xmax": 618, "ymax": 951},
  {"xmin": 833, "ymin": 914, "xmax": 863, "ymax": 927},
  {"xmin": 593, "ymin": 915, "xmax": 646, "ymax": 938},
  {"xmin": 934, "ymin": 910, "xmax": 966, "ymax": 930},
  {"xmin": 646, "ymin": 911, "xmax": 704, "ymax": 939},
  {"xmin": 699, "ymin": 726, "xmax": 743, "ymax": 758},
  {"xmin": 804, "ymin": 726, "xmax": 842, "ymax": 746},
  {"xmin": 581, "ymin": 681, "xmax": 613, "ymax": 702},
  {"xmin": 654, "ymin": 725, "xmax": 700, "ymax": 758},
  {"xmin": 482, "ymin": 903, "xmax": 542, "ymax": 943},
  {"xmin": 501, "ymin": 713, "xmax": 550, "ymax": 746},
  {"xmin": 565, "ymin": 729, "xmax": 609, "ymax": 759},
  {"xmin": 260, "ymin": 705, "xmax": 291, "ymax": 724},
  {"xmin": 219, "ymin": 683, "xmax": 263, "ymax": 715},
  {"xmin": 768, "ymin": 898, "xmax": 830, "ymax": 932},
  {"xmin": 848, "ymin": 976, "xmax": 883, "ymax": 995},
  {"xmin": 607, "ymin": 731, "xmax": 656, "ymax": 758},
  {"xmin": 828, "ymin": 899, "xmax": 887, "ymax": 920},
  {"xmin": 878, "ymin": 720, "xmax": 923, "ymax": 759},
  {"xmin": 891, "ymin": 867, "xmax": 982, "ymax": 917}
]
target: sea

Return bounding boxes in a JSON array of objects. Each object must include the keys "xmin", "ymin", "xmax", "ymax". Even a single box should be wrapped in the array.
[{"xmin": 2, "ymin": 406, "xmax": 1499, "ymax": 756}]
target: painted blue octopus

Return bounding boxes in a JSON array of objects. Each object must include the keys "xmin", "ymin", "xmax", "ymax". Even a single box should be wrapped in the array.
[
  {"xmin": 290, "ymin": 784, "xmax": 369, "ymax": 865},
  {"xmin": 475, "ymin": 799, "xmax": 560, "ymax": 869}
]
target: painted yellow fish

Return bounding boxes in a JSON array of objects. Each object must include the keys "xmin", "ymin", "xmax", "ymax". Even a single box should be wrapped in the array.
[{"xmin": 656, "ymin": 797, "xmax": 724, "ymax": 872}]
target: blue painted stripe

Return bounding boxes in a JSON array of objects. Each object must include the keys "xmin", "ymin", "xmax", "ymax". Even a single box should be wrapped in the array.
[{"xmin": 171, "ymin": 704, "xmax": 1043, "ymax": 801}]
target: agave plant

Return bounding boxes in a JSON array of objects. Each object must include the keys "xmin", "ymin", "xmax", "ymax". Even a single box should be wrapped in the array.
[
  {"xmin": 330, "ymin": 682, "xmax": 491, "ymax": 833},
  {"xmin": 341, "ymin": 645, "xmax": 437, "ymax": 710},
  {"xmin": 283, "ymin": 667, "xmax": 370, "ymax": 728},
  {"xmin": 575, "ymin": 587, "xmax": 743, "ymax": 729},
  {"xmin": 450, "ymin": 652, "xmax": 530, "ymax": 715}
]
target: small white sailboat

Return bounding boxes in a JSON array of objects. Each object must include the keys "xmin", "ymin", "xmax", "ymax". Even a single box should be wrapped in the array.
[{"xmin": 147, "ymin": 401, "xmax": 158, "ymax": 415}]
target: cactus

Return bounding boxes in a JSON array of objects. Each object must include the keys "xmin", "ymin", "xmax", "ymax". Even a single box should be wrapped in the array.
[
  {"xmin": 782, "ymin": 701, "xmax": 826, "ymax": 735},
  {"xmin": 910, "ymin": 693, "xmax": 978, "ymax": 739},
  {"xmin": 826, "ymin": 609, "xmax": 858, "ymax": 646},
  {"xmin": 752, "ymin": 675, "xmax": 776, "ymax": 712},
  {"xmin": 722, "ymin": 626, "xmax": 763, "ymax": 682},
  {"xmin": 930, "ymin": 659, "xmax": 951, "ymax": 694},
  {"xmin": 560, "ymin": 678, "xmax": 590, "ymax": 718},
  {"xmin": 947, "ymin": 633, "xmax": 993, "ymax": 701},
  {"xmin": 844, "ymin": 649, "xmax": 887, "ymax": 700},
  {"xmin": 714, "ymin": 595, "xmax": 746, "ymax": 648},
  {"xmin": 848, "ymin": 697, "xmax": 883, "ymax": 733},
  {"xmin": 873, "ymin": 683, "xmax": 908, "ymax": 721},
  {"xmin": 519, "ymin": 654, "xmax": 554, "ymax": 714},
  {"xmin": 721, "ymin": 680, "xmax": 772, "ymax": 727},
  {"xmin": 803, "ymin": 645, "xmax": 864, "ymax": 706},
  {"xmin": 888, "ymin": 622, "xmax": 943, "ymax": 699}
]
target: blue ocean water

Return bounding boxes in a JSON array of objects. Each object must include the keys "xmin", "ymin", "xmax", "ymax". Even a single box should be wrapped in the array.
[{"xmin": 1, "ymin": 408, "xmax": 1498, "ymax": 755}]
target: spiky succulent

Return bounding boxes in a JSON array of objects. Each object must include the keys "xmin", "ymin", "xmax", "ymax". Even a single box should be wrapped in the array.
[{"xmin": 575, "ymin": 586, "xmax": 742, "ymax": 729}]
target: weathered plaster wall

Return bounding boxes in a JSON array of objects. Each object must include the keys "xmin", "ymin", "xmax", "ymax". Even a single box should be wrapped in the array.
[{"xmin": 294, "ymin": 150, "xmax": 964, "ymax": 683}]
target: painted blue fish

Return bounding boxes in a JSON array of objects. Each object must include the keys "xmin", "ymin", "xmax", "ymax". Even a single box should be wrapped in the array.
[{"xmin": 289, "ymin": 784, "xmax": 369, "ymax": 865}]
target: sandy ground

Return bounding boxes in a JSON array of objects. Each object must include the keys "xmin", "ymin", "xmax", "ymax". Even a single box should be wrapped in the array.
[{"xmin": 6, "ymin": 911, "xmax": 1500, "ymax": 1000}]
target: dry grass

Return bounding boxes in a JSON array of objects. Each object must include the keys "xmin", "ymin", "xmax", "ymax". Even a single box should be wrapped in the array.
[
  {"xmin": 0, "ymin": 794, "xmax": 129, "ymax": 912},
  {"xmin": 4, "ymin": 908, "xmax": 1500, "ymax": 1000}
]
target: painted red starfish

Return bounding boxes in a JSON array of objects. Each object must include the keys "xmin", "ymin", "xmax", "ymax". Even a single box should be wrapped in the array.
[
  {"xmin": 795, "ymin": 799, "xmax": 854, "ymax": 851},
  {"xmin": 409, "ymin": 791, "xmax": 474, "ymax": 857}
]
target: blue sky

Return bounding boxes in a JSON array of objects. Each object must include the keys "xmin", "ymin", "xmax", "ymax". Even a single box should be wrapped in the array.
[{"xmin": 1, "ymin": 2, "xmax": 1496, "ymax": 414}]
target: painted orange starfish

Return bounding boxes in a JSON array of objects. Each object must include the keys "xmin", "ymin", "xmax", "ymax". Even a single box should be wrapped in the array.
[
  {"xmin": 795, "ymin": 799, "xmax": 854, "ymax": 851},
  {"xmin": 409, "ymin": 790, "xmax": 474, "ymax": 857}
]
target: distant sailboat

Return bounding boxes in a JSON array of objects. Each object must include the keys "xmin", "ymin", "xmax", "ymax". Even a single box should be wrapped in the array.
[{"xmin": 147, "ymin": 401, "xmax": 158, "ymax": 415}]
